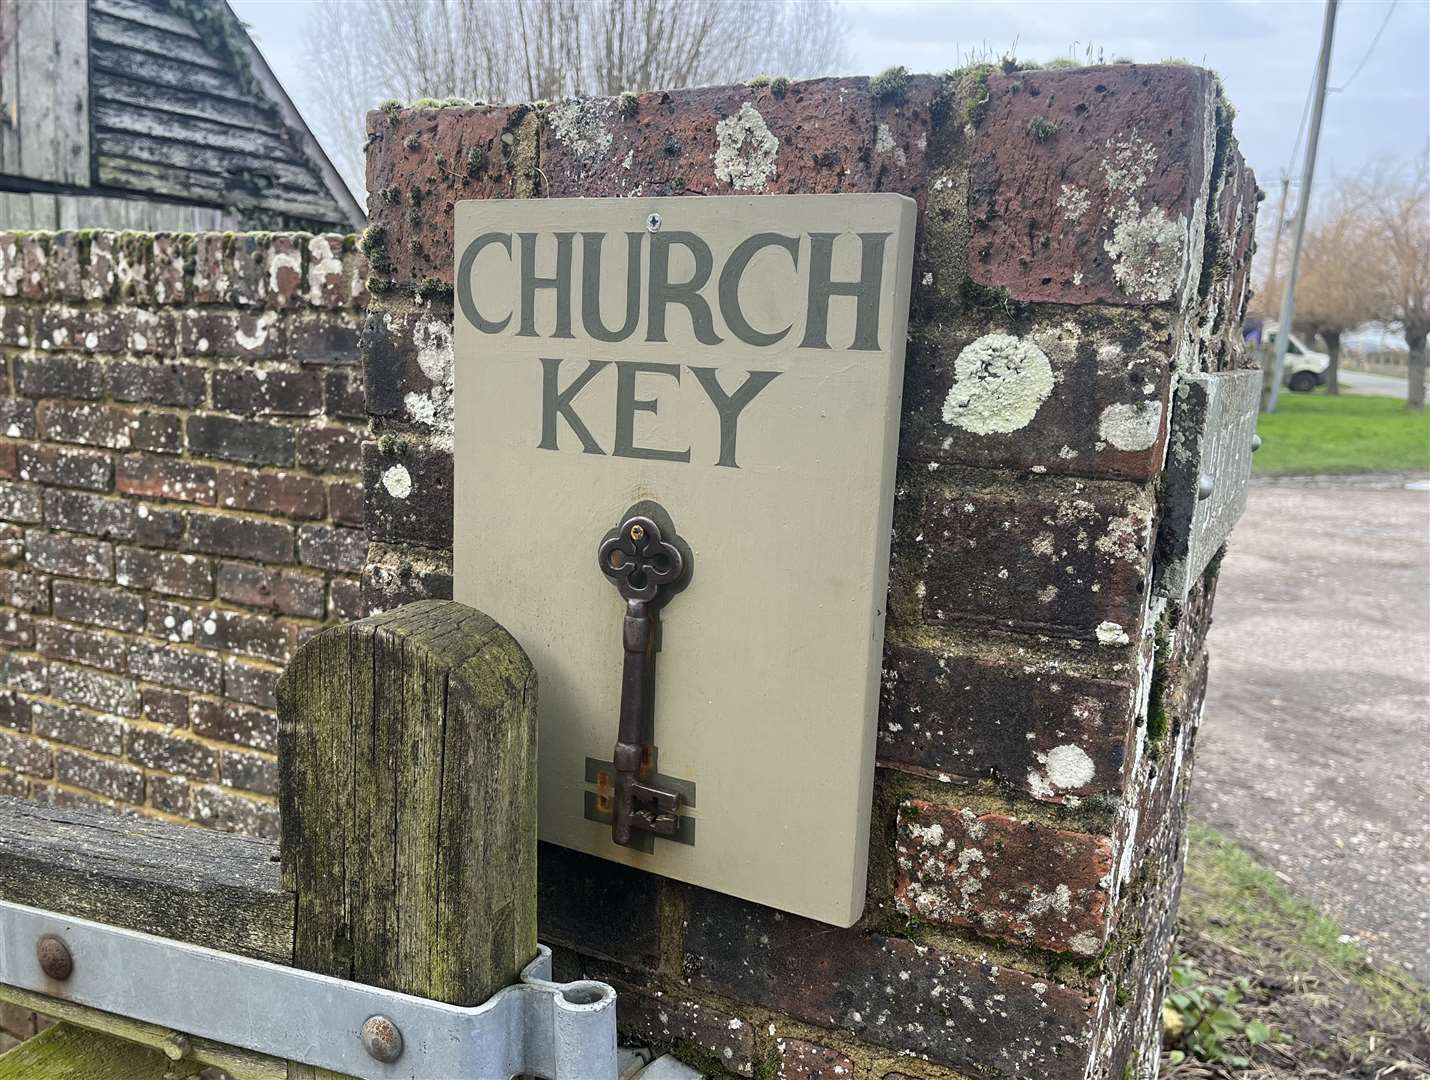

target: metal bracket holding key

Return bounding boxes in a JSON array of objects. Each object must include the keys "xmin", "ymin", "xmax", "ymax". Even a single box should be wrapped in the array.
[{"xmin": 592, "ymin": 510, "xmax": 695, "ymax": 849}]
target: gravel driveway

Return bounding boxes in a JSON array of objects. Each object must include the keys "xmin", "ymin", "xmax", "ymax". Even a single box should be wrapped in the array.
[{"xmin": 1195, "ymin": 475, "xmax": 1430, "ymax": 980}]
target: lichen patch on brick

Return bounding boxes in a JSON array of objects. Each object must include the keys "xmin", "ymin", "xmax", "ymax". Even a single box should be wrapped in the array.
[
  {"xmin": 941, "ymin": 332, "xmax": 1054, "ymax": 435},
  {"xmin": 546, "ymin": 97, "xmax": 615, "ymax": 168},
  {"xmin": 1026, "ymin": 743, "xmax": 1096, "ymax": 799},
  {"xmin": 713, "ymin": 102, "xmax": 779, "ymax": 190},
  {"xmin": 400, "ymin": 315, "xmax": 454, "ymax": 448},
  {"xmin": 381, "ymin": 463, "xmax": 413, "ymax": 499},
  {"xmin": 1097, "ymin": 400, "xmax": 1163, "ymax": 452}
]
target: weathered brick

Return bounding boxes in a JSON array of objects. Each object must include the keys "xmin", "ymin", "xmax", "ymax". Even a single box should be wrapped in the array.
[
  {"xmin": 221, "ymin": 658, "xmax": 279, "ymax": 709},
  {"xmin": 0, "ymin": 301, "xmax": 31, "ymax": 346},
  {"xmin": 127, "ymin": 641, "xmax": 223, "ymax": 694},
  {"xmin": 682, "ymin": 890, "xmax": 1097, "ymax": 1078},
  {"xmin": 361, "ymin": 308, "xmax": 452, "ymax": 424},
  {"xmin": 0, "ymin": 441, "xmax": 14, "ymax": 480},
  {"xmin": 216, "ymin": 561, "xmax": 326, "ymax": 618},
  {"xmin": 191, "ymin": 696, "xmax": 276, "ymax": 750},
  {"xmin": 968, "ymin": 66, "xmax": 1216, "ymax": 306},
  {"xmin": 140, "ymin": 687, "xmax": 188, "ymax": 728},
  {"xmin": 604, "ymin": 976, "xmax": 757, "ymax": 1076},
  {"xmin": 361, "ymin": 542, "xmax": 452, "ymax": 612},
  {"xmin": 17, "ymin": 443, "xmax": 112, "ymax": 491},
  {"xmin": 117, "ymin": 548, "xmax": 214, "ymax": 602},
  {"xmin": 363, "ymin": 438, "xmax": 452, "ymax": 548},
  {"xmin": 0, "ymin": 567, "xmax": 50, "ymax": 612},
  {"xmin": 187, "ymin": 414, "xmax": 295, "ymax": 467},
  {"xmin": 107, "ymin": 360, "xmax": 207, "ymax": 408},
  {"xmin": 31, "ymin": 701, "xmax": 126, "ymax": 755},
  {"xmin": 0, "ymin": 398, "xmax": 36, "ymax": 439},
  {"xmin": 265, "ymin": 235, "xmax": 303, "ymax": 307},
  {"xmin": 306, "ymin": 234, "xmax": 347, "ymax": 307},
  {"xmin": 145, "ymin": 598, "xmax": 198, "ymax": 642},
  {"xmin": 0, "ymin": 729, "xmax": 52, "ymax": 775},
  {"xmin": 294, "ymin": 426, "xmax": 364, "ymax": 472},
  {"xmin": 329, "ymin": 577, "xmax": 363, "ymax": 621},
  {"xmin": 115, "ymin": 453, "xmax": 217, "ymax": 504},
  {"xmin": 894, "ymin": 801, "xmax": 1114, "ymax": 955},
  {"xmin": 121, "ymin": 308, "xmax": 178, "ymax": 356},
  {"xmin": 220, "ymin": 748, "xmax": 277, "ymax": 795},
  {"xmin": 53, "ymin": 580, "xmax": 144, "ymax": 632},
  {"xmin": 297, "ymin": 524, "xmax": 366, "ymax": 573},
  {"xmin": 133, "ymin": 504, "xmax": 186, "ymax": 548},
  {"xmin": 215, "ymin": 469, "xmax": 325, "ymax": 519},
  {"xmin": 43, "ymin": 489, "xmax": 135, "ymax": 540},
  {"xmin": 289, "ymin": 313, "xmax": 360, "ymax": 364},
  {"xmin": 15, "ymin": 354, "xmax": 105, "ymax": 400},
  {"xmin": 150, "ymin": 235, "xmax": 186, "ymax": 304},
  {"xmin": 128, "ymin": 727, "xmax": 217, "ymax": 779},
  {"xmin": 0, "ymin": 480, "xmax": 43, "ymax": 524},
  {"xmin": 180, "ymin": 309, "xmax": 285, "ymax": 359},
  {"xmin": 0, "ymin": 523, "xmax": 21, "ymax": 564},
  {"xmin": 191, "ymin": 235, "xmax": 227, "ymax": 303},
  {"xmin": 774, "ymin": 1037, "xmax": 855, "ymax": 1080},
  {"xmin": 35, "ymin": 620, "xmax": 128, "ymax": 672},
  {"xmin": 36, "ymin": 306, "xmax": 124, "ymax": 352},
  {"xmin": 50, "ymin": 663, "xmax": 140, "ymax": 717},
  {"xmin": 185, "ymin": 511, "xmax": 294, "ymax": 564},
  {"xmin": 56, "ymin": 749, "xmax": 143, "ymax": 802},
  {"xmin": 190, "ymin": 606, "xmax": 291, "ymax": 663},
  {"xmin": 25, "ymin": 529, "xmax": 113, "ymax": 580},
  {"xmin": 0, "ymin": 652, "xmax": 47, "ymax": 693},
  {"xmin": 0, "ymin": 769, "xmax": 23, "ymax": 797},
  {"xmin": 212, "ymin": 369, "xmax": 322, "ymax": 417},
  {"xmin": 879, "ymin": 641, "xmax": 1136, "ymax": 801},
  {"xmin": 896, "ymin": 470, "xmax": 1154, "ymax": 641},
  {"xmin": 0, "ymin": 610, "xmax": 33, "ymax": 646},
  {"xmin": 30, "ymin": 783, "xmax": 115, "ymax": 813},
  {"xmin": 37, "ymin": 401, "xmax": 182, "ymax": 453},
  {"xmin": 328, "ymin": 481, "xmax": 364, "ymax": 526},
  {"xmin": 190, "ymin": 783, "xmax": 278, "ymax": 838},
  {"xmin": 148, "ymin": 773, "xmax": 190, "ymax": 815},
  {"xmin": 324, "ymin": 368, "xmax": 365, "ymax": 420},
  {"xmin": 539, "ymin": 843, "xmax": 662, "ymax": 972},
  {"xmin": 0, "ymin": 691, "xmax": 29, "ymax": 731},
  {"xmin": 226, "ymin": 235, "xmax": 265, "ymax": 307}
]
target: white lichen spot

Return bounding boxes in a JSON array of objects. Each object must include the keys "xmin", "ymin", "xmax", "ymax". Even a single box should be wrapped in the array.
[
  {"xmin": 400, "ymin": 316, "xmax": 455, "ymax": 448},
  {"xmin": 1095, "ymin": 620, "xmax": 1130, "ymax": 646},
  {"xmin": 235, "ymin": 311, "xmax": 277, "ymax": 351},
  {"xmin": 1105, "ymin": 205, "xmax": 1186, "ymax": 302},
  {"xmin": 1056, "ymin": 183, "xmax": 1091, "ymax": 221},
  {"xmin": 1027, "ymin": 743, "xmax": 1096, "ymax": 799},
  {"xmin": 268, "ymin": 248, "xmax": 301, "ymax": 295},
  {"xmin": 875, "ymin": 123, "xmax": 907, "ymax": 165},
  {"xmin": 941, "ymin": 333, "xmax": 1054, "ymax": 435},
  {"xmin": 713, "ymin": 103, "xmax": 778, "ymax": 191},
  {"xmin": 546, "ymin": 98, "xmax": 614, "ymax": 166},
  {"xmin": 1068, "ymin": 931, "xmax": 1101, "ymax": 956},
  {"xmin": 382, "ymin": 463, "xmax": 413, "ymax": 499},
  {"xmin": 307, "ymin": 236, "xmax": 343, "ymax": 304},
  {"xmin": 1097, "ymin": 400, "xmax": 1163, "ymax": 452}
]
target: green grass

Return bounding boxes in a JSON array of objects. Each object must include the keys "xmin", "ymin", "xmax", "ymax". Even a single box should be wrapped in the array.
[
  {"xmin": 1181, "ymin": 821, "xmax": 1426, "ymax": 1019},
  {"xmin": 1254, "ymin": 392, "xmax": 1430, "ymax": 476}
]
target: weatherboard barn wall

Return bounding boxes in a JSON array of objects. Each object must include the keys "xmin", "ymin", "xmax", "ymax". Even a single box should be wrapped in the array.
[
  {"xmin": 359, "ymin": 63, "xmax": 1258, "ymax": 1080},
  {"xmin": 0, "ymin": 230, "xmax": 367, "ymax": 836}
]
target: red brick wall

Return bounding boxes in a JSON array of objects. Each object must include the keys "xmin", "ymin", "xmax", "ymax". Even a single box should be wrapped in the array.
[
  {"xmin": 360, "ymin": 64, "xmax": 1258, "ymax": 1080},
  {"xmin": 0, "ymin": 231, "xmax": 367, "ymax": 836}
]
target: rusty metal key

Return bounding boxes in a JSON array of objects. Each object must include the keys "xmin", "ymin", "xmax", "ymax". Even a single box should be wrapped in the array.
[{"xmin": 597, "ymin": 513, "xmax": 686, "ymax": 847}]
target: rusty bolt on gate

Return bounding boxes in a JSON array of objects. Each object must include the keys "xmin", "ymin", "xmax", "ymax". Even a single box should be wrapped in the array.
[
  {"xmin": 360, "ymin": 1014, "xmax": 403, "ymax": 1063},
  {"xmin": 36, "ymin": 935, "xmax": 73, "ymax": 980}
]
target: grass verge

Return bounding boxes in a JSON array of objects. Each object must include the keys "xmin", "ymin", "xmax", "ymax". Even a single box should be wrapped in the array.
[
  {"xmin": 1254, "ymin": 393, "xmax": 1430, "ymax": 476},
  {"xmin": 1165, "ymin": 821, "xmax": 1430, "ymax": 1077}
]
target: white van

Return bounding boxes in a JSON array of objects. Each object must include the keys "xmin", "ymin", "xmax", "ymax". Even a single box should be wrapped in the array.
[{"xmin": 1264, "ymin": 323, "xmax": 1330, "ymax": 392}]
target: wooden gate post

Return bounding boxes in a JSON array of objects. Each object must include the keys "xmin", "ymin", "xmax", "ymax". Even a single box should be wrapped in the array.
[{"xmin": 276, "ymin": 600, "xmax": 538, "ymax": 1025}]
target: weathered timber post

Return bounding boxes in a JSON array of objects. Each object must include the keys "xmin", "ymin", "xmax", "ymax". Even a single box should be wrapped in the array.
[{"xmin": 276, "ymin": 600, "xmax": 538, "ymax": 1028}]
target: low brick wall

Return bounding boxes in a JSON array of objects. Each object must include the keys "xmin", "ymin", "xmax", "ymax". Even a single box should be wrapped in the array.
[
  {"xmin": 0, "ymin": 231, "xmax": 367, "ymax": 836},
  {"xmin": 360, "ymin": 64, "xmax": 1258, "ymax": 1080}
]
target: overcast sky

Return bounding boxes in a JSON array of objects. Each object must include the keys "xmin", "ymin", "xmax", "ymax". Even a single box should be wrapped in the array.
[{"xmin": 232, "ymin": 0, "xmax": 1429, "ymax": 210}]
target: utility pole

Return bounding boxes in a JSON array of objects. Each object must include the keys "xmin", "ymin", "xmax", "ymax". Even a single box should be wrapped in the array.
[
  {"xmin": 1268, "ymin": 175, "xmax": 1292, "ymax": 283},
  {"xmin": 1267, "ymin": 0, "xmax": 1339, "ymax": 413}
]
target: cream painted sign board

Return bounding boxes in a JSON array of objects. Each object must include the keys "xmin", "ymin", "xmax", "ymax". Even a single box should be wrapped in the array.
[{"xmin": 453, "ymin": 194, "xmax": 916, "ymax": 926}]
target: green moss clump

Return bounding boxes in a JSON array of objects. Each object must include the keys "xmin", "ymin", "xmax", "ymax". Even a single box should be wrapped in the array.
[
  {"xmin": 1028, "ymin": 116, "xmax": 1058, "ymax": 141},
  {"xmin": 466, "ymin": 146, "xmax": 487, "ymax": 176},
  {"xmin": 414, "ymin": 277, "xmax": 453, "ymax": 302},
  {"xmin": 380, "ymin": 99, "xmax": 403, "ymax": 124},
  {"xmin": 402, "ymin": 132, "xmax": 421, "ymax": 151},
  {"xmin": 959, "ymin": 62, "xmax": 996, "ymax": 126},
  {"xmin": 412, "ymin": 97, "xmax": 443, "ymax": 109},
  {"xmin": 380, "ymin": 185, "xmax": 400, "ymax": 205},
  {"xmin": 617, "ymin": 91, "xmax": 639, "ymax": 119},
  {"xmin": 747, "ymin": 74, "xmax": 772, "ymax": 88},
  {"xmin": 770, "ymin": 76, "xmax": 791, "ymax": 97},
  {"xmin": 869, "ymin": 65, "xmax": 911, "ymax": 102},
  {"xmin": 1044, "ymin": 57, "xmax": 1078, "ymax": 70}
]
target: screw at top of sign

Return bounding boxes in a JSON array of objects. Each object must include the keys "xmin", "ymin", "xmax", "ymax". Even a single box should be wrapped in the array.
[
  {"xmin": 1197, "ymin": 474, "xmax": 1216, "ymax": 501},
  {"xmin": 646, "ymin": 212, "xmax": 662, "ymax": 232},
  {"xmin": 1250, "ymin": 433, "xmax": 1263, "ymax": 452},
  {"xmin": 629, "ymin": 523, "xmax": 645, "ymax": 541}
]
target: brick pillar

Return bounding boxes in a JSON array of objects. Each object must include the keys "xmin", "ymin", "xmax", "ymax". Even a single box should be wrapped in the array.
[{"xmin": 360, "ymin": 64, "xmax": 1258, "ymax": 1080}]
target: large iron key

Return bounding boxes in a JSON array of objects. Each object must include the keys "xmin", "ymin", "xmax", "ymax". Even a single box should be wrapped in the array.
[{"xmin": 597, "ymin": 513, "xmax": 686, "ymax": 847}]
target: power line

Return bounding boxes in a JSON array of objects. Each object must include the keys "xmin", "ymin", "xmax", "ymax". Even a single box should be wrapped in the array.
[{"xmin": 1330, "ymin": 0, "xmax": 1397, "ymax": 92}]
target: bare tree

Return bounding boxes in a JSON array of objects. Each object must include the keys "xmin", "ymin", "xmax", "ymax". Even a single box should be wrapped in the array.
[
  {"xmin": 1358, "ymin": 158, "xmax": 1430, "ymax": 410},
  {"xmin": 1288, "ymin": 181, "xmax": 1381, "ymax": 395},
  {"xmin": 301, "ymin": 0, "xmax": 850, "ymax": 204}
]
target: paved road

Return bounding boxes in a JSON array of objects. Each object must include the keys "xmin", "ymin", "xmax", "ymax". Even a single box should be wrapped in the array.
[
  {"xmin": 1338, "ymin": 368, "xmax": 1409, "ymax": 399},
  {"xmin": 1195, "ymin": 475, "xmax": 1430, "ymax": 980}
]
